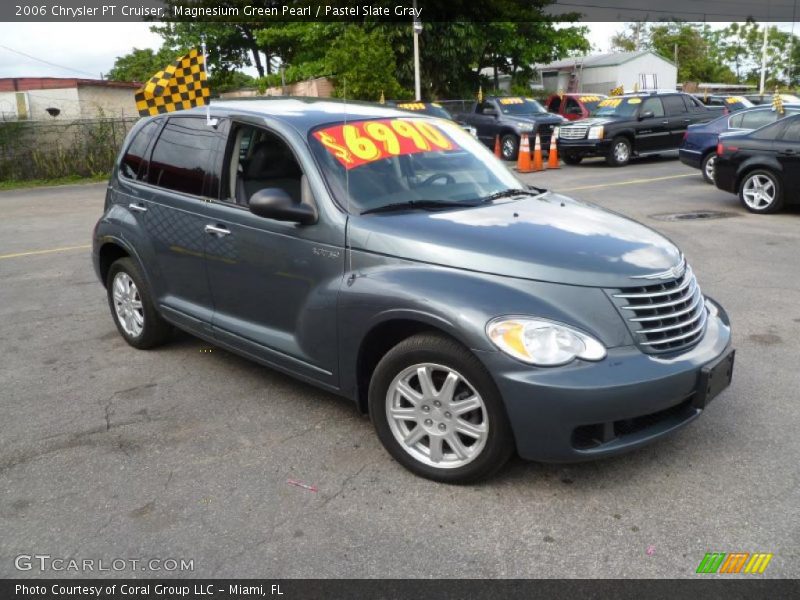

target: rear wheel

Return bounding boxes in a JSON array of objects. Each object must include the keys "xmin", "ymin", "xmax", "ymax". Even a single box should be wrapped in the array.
[
  {"xmin": 106, "ymin": 257, "xmax": 171, "ymax": 349},
  {"xmin": 562, "ymin": 152, "xmax": 583, "ymax": 165},
  {"xmin": 701, "ymin": 152, "xmax": 717, "ymax": 184},
  {"xmin": 739, "ymin": 169, "xmax": 784, "ymax": 214},
  {"xmin": 606, "ymin": 137, "xmax": 631, "ymax": 167},
  {"xmin": 500, "ymin": 133, "xmax": 519, "ymax": 161},
  {"xmin": 369, "ymin": 334, "xmax": 514, "ymax": 483}
]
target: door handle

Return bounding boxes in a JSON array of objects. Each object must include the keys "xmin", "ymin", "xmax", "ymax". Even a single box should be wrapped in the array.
[
  {"xmin": 661, "ymin": 120, "xmax": 670, "ymax": 125},
  {"xmin": 128, "ymin": 203, "xmax": 147, "ymax": 213},
  {"xmin": 204, "ymin": 224, "xmax": 231, "ymax": 237},
  {"xmin": 781, "ymin": 148, "xmax": 797, "ymax": 155}
]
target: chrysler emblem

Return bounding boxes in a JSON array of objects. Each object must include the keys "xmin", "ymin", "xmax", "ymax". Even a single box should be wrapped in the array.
[{"xmin": 632, "ymin": 258, "xmax": 686, "ymax": 281}]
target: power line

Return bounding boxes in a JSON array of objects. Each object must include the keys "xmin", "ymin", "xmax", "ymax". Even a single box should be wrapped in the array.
[{"xmin": 0, "ymin": 44, "xmax": 97, "ymax": 78}]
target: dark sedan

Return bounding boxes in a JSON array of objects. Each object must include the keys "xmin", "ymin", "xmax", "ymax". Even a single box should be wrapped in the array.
[
  {"xmin": 715, "ymin": 113, "xmax": 800, "ymax": 213},
  {"xmin": 679, "ymin": 104, "xmax": 800, "ymax": 183}
]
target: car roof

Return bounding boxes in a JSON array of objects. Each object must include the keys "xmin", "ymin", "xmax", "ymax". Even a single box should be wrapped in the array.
[{"xmin": 171, "ymin": 97, "xmax": 424, "ymax": 134}]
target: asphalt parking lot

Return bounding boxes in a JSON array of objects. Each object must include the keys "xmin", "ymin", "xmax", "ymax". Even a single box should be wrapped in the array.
[{"xmin": 1, "ymin": 155, "xmax": 798, "ymax": 579}]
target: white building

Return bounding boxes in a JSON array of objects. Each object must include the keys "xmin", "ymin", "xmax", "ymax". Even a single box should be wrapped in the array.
[
  {"xmin": 537, "ymin": 51, "xmax": 678, "ymax": 95},
  {"xmin": 0, "ymin": 77, "xmax": 140, "ymax": 121}
]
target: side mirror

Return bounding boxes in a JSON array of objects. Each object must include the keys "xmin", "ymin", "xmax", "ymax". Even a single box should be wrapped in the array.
[
  {"xmin": 639, "ymin": 110, "xmax": 655, "ymax": 120},
  {"xmin": 249, "ymin": 188, "xmax": 316, "ymax": 225}
]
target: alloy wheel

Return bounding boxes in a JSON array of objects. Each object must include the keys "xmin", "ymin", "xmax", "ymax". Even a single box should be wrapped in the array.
[
  {"xmin": 614, "ymin": 141, "xmax": 630, "ymax": 163},
  {"xmin": 112, "ymin": 272, "xmax": 144, "ymax": 337},
  {"xmin": 704, "ymin": 155, "xmax": 716, "ymax": 183},
  {"xmin": 385, "ymin": 363, "xmax": 488, "ymax": 469},
  {"xmin": 742, "ymin": 174, "xmax": 776, "ymax": 210}
]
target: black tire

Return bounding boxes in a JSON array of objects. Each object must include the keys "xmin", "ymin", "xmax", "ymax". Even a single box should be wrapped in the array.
[
  {"xmin": 738, "ymin": 169, "xmax": 784, "ymax": 214},
  {"xmin": 500, "ymin": 133, "xmax": 519, "ymax": 161},
  {"xmin": 606, "ymin": 137, "xmax": 631, "ymax": 167},
  {"xmin": 106, "ymin": 257, "xmax": 171, "ymax": 349},
  {"xmin": 368, "ymin": 333, "xmax": 515, "ymax": 484},
  {"xmin": 562, "ymin": 152, "xmax": 583, "ymax": 165},
  {"xmin": 701, "ymin": 152, "xmax": 717, "ymax": 184}
]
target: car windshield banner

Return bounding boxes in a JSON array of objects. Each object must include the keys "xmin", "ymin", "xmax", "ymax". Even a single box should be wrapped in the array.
[{"xmin": 313, "ymin": 118, "xmax": 460, "ymax": 169}]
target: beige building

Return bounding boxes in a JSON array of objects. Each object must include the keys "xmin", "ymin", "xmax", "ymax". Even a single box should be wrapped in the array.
[{"xmin": 0, "ymin": 77, "xmax": 140, "ymax": 120}]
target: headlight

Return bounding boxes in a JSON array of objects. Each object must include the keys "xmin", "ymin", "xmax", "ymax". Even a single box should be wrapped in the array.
[
  {"xmin": 518, "ymin": 123, "xmax": 534, "ymax": 133},
  {"xmin": 588, "ymin": 125, "xmax": 604, "ymax": 140},
  {"xmin": 486, "ymin": 317, "xmax": 606, "ymax": 366}
]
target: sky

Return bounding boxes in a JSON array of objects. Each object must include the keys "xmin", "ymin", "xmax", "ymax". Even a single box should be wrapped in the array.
[{"xmin": 0, "ymin": 21, "xmax": 795, "ymax": 80}]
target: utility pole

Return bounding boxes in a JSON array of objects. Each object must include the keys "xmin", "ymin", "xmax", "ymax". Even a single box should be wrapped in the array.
[
  {"xmin": 760, "ymin": 23, "xmax": 769, "ymax": 94},
  {"xmin": 412, "ymin": 0, "xmax": 422, "ymax": 100}
]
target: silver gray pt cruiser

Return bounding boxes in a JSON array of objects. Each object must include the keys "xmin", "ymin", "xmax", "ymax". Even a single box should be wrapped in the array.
[{"xmin": 92, "ymin": 99, "xmax": 734, "ymax": 483}]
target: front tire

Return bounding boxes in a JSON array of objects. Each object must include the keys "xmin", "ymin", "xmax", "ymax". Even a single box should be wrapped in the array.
[
  {"xmin": 701, "ymin": 152, "xmax": 717, "ymax": 184},
  {"xmin": 106, "ymin": 257, "xmax": 171, "ymax": 349},
  {"xmin": 369, "ymin": 334, "xmax": 514, "ymax": 483},
  {"xmin": 500, "ymin": 133, "xmax": 519, "ymax": 161},
  {"xmin": 606, "ymin": 137, "xmax": 631, "ymax": 167},
  {"xmin": 738, "ymin": 169, "xmax": 784, "ymax": 214}
]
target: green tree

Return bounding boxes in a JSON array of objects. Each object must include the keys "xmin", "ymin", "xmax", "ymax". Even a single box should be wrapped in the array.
[
  {"xmin": 106, "ymin": 47, "xmax": 179, "ymax": 82},
  {"xmin": 649, "ymin": 22, "xmax": 736, "ymax": 83},
  {"xmin": 324, "ymin": 27, "xmax": 403, "ymax": 101}
]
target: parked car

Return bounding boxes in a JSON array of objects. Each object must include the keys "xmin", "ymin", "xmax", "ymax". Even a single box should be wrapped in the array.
[
  {"xmin": 714, "ymin": 113, "xmax": 800, "ymax": 214},
  {"xmin": 744, "ymin": 93, "xmax": 800, "ymax": 105},
  {"xmin": 545, "ymin": 93, "xmax": 607, "ymax": 121},
  {"xmin": 384, "ymin": 100, "xmax": 477, "ymax": 136},
  {"xmin": 93, "ymin": 99, "xmax": 734, "ymax": 483},
  {"xmin": 693, "ymin": 94, "xmax": 754, "ymax": 115},
  {"xmin": 557, "ymin": 91, "xmax": 718, "ymax": 166},
  {"xmin": 451, "ymin": 96, "xmax": 565, "ymax": 160},
  {"xmin": 680, "ymin": 104, "xmax": 800, "ymax": 183}
]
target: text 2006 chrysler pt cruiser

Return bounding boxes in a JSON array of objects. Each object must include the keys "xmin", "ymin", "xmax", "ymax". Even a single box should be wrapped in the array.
[{"xmin": 93, "ymin": 99, "xmax": 734, "ymax": 482}]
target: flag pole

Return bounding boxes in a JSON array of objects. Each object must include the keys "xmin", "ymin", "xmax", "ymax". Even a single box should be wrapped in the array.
[{"xmin": 201, "ymin": 38, "xmax": 215, "ymax": 126}]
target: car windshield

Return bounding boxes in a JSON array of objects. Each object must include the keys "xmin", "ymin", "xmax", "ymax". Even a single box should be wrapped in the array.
[
  {"xmin": 394, "ymin": 102, "xmax": 454, "ymax": 120},
  {"xmin": 498, "ymin": 97, "xmax": 548, "ymax": 115},
  {"xmin": 309, "ymin": 117, "xmax": 525, "ymax": 214},
  {"xmin": 591, "ymin": 96, "xmax": 642, "ymax": 118}
]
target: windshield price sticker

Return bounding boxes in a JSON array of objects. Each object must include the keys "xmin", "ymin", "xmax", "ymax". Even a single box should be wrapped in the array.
[
  {"xmin": 579, "ymin": 96, "xmax": 602, "ymax": 102},
  {"xmin": 314, "ymin": 119, "xmax": 459, "ymax": 169},
  {"xmin": 627, "ymin": 98, "xmax": 642, "ymax": 104},
  {"xmin": 397, "ymin": 103, "xmax": 426, "ymax": 110},
  {"xmin": 599, "ymin": 98, "xmax": 623, "ymax": 108},
  {"xmin": 499, "ymin": 97, "xmax": 525, "ymax": 105},
  {"xmin": 726, "ymin": 96, "xmax": 745, "ymax": 104}
]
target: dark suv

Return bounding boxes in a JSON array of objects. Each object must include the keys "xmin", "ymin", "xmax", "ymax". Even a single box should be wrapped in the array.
[
  {"xmin": 93, "ymin": 99, "xmax": 734, "ymax": 483},
  {"xmin": 557, "ymin": 91, "xmax": 717, "ymax": 166}
]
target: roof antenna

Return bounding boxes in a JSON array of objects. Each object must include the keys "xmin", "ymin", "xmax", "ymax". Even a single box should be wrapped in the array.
[{"xmin": 201, "ymin": 37, "xmax": 217, "ymax": 127}]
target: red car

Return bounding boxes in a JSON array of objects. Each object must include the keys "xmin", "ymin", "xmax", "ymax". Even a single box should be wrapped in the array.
[{"xmin": 545, "ymin": 93, "xmax": 607, "ymax": 120}]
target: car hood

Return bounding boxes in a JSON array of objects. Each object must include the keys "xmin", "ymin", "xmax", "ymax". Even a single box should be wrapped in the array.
[
  {"xmin": 349, "ymin": 192, "xmax": 683, "ymax": 288},
  {"xmin": 565, "ymin": 116, "xmax": 620, "ymax": 127}
]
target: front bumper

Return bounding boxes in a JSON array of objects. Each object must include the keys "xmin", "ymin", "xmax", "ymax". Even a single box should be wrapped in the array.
[
  {"xmin": 478, "ymin": 297, "xmax": 733, "ymax": 462},
  {"xmin": 557, "ymin": 138, "xmax": 612, "ymax": 157}
]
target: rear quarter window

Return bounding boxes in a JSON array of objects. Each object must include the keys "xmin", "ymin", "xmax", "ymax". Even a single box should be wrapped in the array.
[
  {"xmin": 119, "ymin": 120, "xmax": 161, "ymax": 181},
  {"xmin": 147, "ymin": 117, "xmax": 220, "ymax": 196}
]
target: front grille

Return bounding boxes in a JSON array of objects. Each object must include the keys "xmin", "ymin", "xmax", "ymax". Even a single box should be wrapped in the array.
[
  {"xmin": 607, "ymin": 261, "xmax": 708, "ymax": 354},
  {"xmin": 559, "ymin": 125, "xmax": 588, "ymax": 140}
]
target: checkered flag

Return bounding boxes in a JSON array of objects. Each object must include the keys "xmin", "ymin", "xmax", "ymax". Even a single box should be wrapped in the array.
[{"xmin": 135, "ymin": 48, "xmax": 210, "ymax": 117}]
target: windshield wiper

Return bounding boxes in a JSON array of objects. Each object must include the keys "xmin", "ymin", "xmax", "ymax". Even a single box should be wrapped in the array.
[
  {"xmin": 479, "ymin": 188, "xmax": 544, "ymax": 203},
  {"xmin": 360, "ymin": 200, "xmax": 479, "ymax": 215}
]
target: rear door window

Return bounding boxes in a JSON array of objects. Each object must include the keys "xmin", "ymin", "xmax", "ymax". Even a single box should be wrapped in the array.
[
  {"xmin": 148, "ymin": 117, "xmax": 220, "ymax": 196},
  {"xmin": 119, "ymin": 119, "xmax": 161, "ymax": 181},
  {"xmin": 740, "ymin": 110, "xmax": 778, "ymax": 130},
  {"xmin": 779, "ymin": 118, "xmax": 800, "ymax": 142},
  {"xmin": 663, "ymin": 95, "xmax": 688, "ymax": 116}
]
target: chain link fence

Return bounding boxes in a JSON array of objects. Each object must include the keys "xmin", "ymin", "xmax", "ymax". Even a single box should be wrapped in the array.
[{"xmin": 0, "ymin": 117, "xmax": 139, "ymax": 182}]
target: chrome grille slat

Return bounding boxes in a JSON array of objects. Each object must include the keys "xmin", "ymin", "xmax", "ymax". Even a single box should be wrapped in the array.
[
  {"xmin": 628, "ymin": 293, "xmax": 703, "ymax": 322},
  {"xmin": 607, "ymin": 262, "xmax": 708, "ymax": 354},
  {"xmin": 620, "ymin": 279, "xmax": 697, "ymax": 311},
  {"xmin": 639, "ymin": 310, "xmax": 708, "ymax": 346}
]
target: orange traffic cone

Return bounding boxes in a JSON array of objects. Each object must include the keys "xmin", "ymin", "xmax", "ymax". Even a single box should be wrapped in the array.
[
  {"xmin": 547, "ymin": 134, "xmax": 561, "ymax": 169},
  {"xmin": 494, "ymin": 135, "xmax": 501, "ymax": 158},
  {"xmin": 532, "ymin": 133, "xmax": 544, "ymax": 172},
  {"xmin": 516, "ymin": 134, "xmax": 533, "ymax": 173}
]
